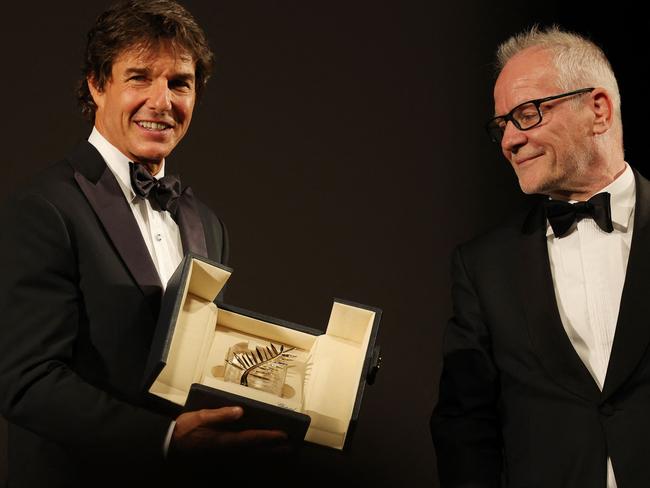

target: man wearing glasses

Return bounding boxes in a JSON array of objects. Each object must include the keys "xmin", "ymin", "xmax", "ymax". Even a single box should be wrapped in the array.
[{"xmin": 431, "ymin": 26, "xmax": 647, "ymax": 487}]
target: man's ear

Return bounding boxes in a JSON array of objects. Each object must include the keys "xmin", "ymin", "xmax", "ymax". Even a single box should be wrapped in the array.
[
  {"xmin": 590, "ymin": 88, "xmax": 614, "ymax": 135},
  {"xmin": 87, "ymin": 75, "xmax": 104, "ymax": 111}
]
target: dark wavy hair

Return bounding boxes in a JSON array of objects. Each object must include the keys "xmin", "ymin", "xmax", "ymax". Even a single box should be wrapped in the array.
[{"xmin": 78, "ymin": 0, "xmax": 214, "ymax": 119}]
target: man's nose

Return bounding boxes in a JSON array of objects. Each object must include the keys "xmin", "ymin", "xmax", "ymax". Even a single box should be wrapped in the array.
[
  {"xmin": 501, "ymin": 120, "xmax": 527, "ymax": 154},
  {"xmin": 148, "ymin": 80, "xmax": 172, "ymax": 113}
]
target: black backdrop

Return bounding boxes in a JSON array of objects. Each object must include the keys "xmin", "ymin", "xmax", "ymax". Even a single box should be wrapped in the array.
[{"xmin": 0, "ymin": 1, "xmax": 646, "ymax": 486}]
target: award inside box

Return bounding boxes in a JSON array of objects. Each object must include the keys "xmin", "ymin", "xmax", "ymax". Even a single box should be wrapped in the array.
[{"xmin": 145, "ymin": 254, "xmax": 381, "ymax": 450}]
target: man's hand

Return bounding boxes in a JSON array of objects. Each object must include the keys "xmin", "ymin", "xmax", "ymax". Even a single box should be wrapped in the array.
[{"xmin": 170, "ymin": 406, "xmax": 289, "ymax": 455}]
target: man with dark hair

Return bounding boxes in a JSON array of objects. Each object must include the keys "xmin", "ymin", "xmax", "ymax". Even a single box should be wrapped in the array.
[
  {"xmin": 77, "ymin": 0, "xmax": 215, "ymax": 119},
  {"xmin": 0, "ymin": 1, "xmax": 286, "ymax": 486},
  {"xmin": 432, "ymin": 26, "xmax": 650, "ymax": 487}
]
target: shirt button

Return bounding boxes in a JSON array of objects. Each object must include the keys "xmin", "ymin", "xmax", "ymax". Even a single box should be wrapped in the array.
[{"xmin": 155, "ymin": 233, "xmax": 162, "ymax": 242}]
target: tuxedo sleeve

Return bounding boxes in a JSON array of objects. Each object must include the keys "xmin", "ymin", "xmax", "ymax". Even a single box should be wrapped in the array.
[
  {"xmin": 0, "ymin": 192, "xmax": 170, "ymax": 464},
  {"xmin": 430, "ymin": 245, "xmax": 503, "ymax": 488}
]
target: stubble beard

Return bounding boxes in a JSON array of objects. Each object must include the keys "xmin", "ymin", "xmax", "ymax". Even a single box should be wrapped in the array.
[{"xmin": 518, "ymin": 141, "xmax": 596, "ymax": 198}]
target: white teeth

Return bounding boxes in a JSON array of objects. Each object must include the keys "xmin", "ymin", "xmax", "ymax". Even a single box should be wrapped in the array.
[{"xmin": 138, "ymin": 121, "xmax": 169, "ymax": 130}]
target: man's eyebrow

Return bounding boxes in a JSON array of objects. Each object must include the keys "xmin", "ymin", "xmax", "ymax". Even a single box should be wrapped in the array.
[
  {"xmin": 122, "ymin": 67, "xmax": 195, "ymax": 82},
  {"xmin": 123, "ymin": 67, "xmax": 149, "ymax": 77},
  {"xmin": 173, "ymin": 72, "xmax": 196, "ymax": 83}
]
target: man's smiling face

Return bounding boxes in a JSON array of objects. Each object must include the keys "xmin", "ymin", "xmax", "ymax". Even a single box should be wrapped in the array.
[
  {"xmin": 89, "ymin": 40, "xmax": 196, "ymax": 168},
  {"xmin": 494, "ymin": 47, "xmax": 596, "ymax": 199}
]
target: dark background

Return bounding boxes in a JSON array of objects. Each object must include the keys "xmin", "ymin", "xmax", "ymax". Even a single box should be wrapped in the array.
[{"xmin": 0, "ymin": 1, "xmax": 646, "ymax": 486}]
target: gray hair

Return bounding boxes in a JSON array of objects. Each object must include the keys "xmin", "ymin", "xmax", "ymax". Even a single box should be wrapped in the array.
[{"xmin": 496, "ymin": 25, "xmax": 621, "ymax": 125}]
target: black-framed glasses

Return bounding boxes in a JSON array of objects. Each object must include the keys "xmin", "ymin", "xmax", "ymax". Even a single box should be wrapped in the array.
[{"xmin": 485, "ymin": 87, "xmax": 594, "ymax": 143}]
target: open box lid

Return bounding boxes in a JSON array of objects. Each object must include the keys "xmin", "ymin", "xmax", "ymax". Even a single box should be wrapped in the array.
[
  {"xmin": 143, "ymin": 253, "xmax": 382, "ymax": 449},
  {"xmin": 143, "ymin": 253, "xmax": 233, "ymax": 392}
]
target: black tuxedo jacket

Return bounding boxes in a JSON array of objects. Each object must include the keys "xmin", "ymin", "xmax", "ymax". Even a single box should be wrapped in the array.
[
  {"xmin": 0, "ymin": 142, "xmax": 228, "ymax": 487},
  {"xmin": 431, "ymin": 171, "xmax": 650, "ymax": 488}
]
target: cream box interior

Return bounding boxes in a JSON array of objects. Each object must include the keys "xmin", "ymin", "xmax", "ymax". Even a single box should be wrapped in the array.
[{"xmin": 148, "ymin": 256, "xmax": 380, "ymax": 450}]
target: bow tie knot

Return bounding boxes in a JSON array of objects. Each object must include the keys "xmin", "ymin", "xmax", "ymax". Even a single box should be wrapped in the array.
[
  {"xmin": 543, "ymin": 192, "xmax": 613, "ymax": 237},
  {"xmin": 129, "ymin": 162, "xmax": 181, "ymax": 214}
]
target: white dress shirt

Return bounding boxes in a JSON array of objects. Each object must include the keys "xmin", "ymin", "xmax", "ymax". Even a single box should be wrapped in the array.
[
  {"xmin": 88, "ymin": 128, "xmax": 183, "ymax": 289},
  {"xmin": 546, "ymin": 163, "xmax": 635, "ymax": 488},
  {"xmin": 88, "ymin": 127, "xmax": 182, "ymax": 453}
]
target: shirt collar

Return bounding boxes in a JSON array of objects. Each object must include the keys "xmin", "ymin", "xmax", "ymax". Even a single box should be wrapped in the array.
[
  {"xmin": 88, "ymin": 127, "xmax": 166, "ymax": 203},
  {"xmin": 545, "ymin": 163, "xmax": 636, "ymax": 237}
]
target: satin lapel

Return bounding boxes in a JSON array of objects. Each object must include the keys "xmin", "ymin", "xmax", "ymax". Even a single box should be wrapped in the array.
[
  {"xmin": 515, "ymin": 203, "xmax": 601, "ymax": 402},
  {"xmin": 176, "ymin": 186, "xmax": 208, "ymax": 257},
  {"xmin": 602, "ymin": 170, "xmax": 650, "ymax": 398},
  {"xmin": 68, "ymin": 143, "xmax": 163, "ymax": 301}
]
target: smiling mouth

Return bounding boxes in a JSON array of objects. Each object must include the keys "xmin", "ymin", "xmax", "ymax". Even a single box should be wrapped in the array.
[
  {"xmin": 136, "ymin": 121, "xmax": 172, "ymax": 131},
  {"xmin": 514, "ymin": 154, "xmax": 542, "ymax": 166}
]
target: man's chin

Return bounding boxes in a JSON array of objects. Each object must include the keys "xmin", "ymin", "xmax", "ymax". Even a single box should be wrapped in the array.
[
  {"xmin": 517, "ymin": 175, "xmax": 549, "ymax": 196},
  {"xmin": 515, "ymin": 164, "xmax": 560, "ymax": 195},
  {"xmin": 129, "ymin": 146, "xmax": 172, "ymax": 165},
  {"xmin": 518, "ymin": 177, "xmax": 568, "ymax": 197}
]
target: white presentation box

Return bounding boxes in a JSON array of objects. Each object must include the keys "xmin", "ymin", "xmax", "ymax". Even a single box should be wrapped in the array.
[{"xmin": 143, "ymin": 254, "xmax": 382, "ymax": 450}]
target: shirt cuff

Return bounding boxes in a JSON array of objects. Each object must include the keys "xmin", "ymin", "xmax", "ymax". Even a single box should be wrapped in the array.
[{"xmin": 163, "ymin": 420, "xmax": 176, "ymax": 458}]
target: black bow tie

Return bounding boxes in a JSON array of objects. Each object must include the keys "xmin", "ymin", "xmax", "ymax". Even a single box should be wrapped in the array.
[
  {"xmin": 543, "ymin": 192, "xmax": 613, "ymax": 238},
  {"xmin": 129, "ymin": 162, "xmax": 181, "ymax": 215}
]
